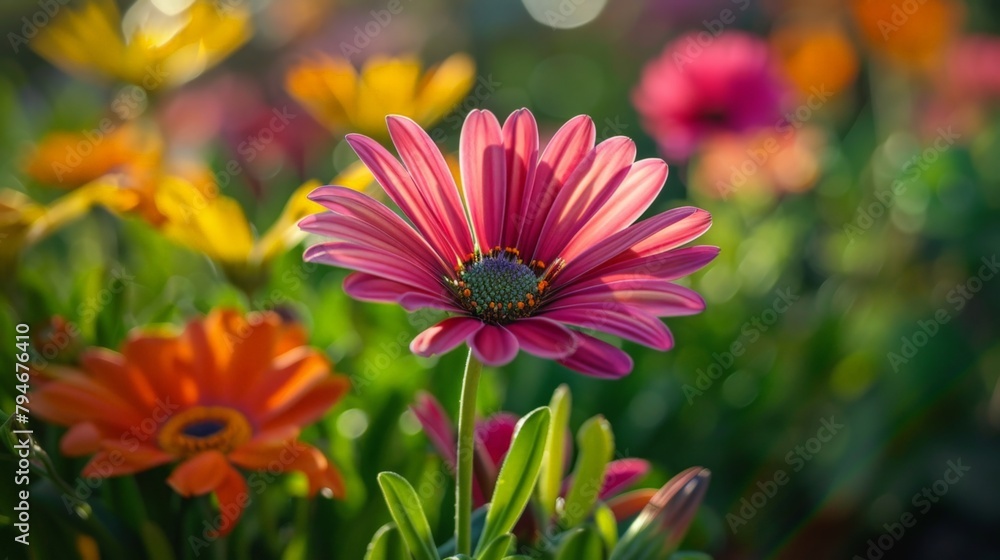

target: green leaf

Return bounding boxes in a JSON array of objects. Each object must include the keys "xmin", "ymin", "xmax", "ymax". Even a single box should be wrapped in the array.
[
  {"xmin": 538, "ymin": 384, "xmax": 572, "ymax": 520},
  {"xmin": 377, "ymin": 472, "xmax": 440, "ymax": 560},
  {"xmin": 561, "ymin": 415, "xmax": 614, "ymax": 528},
  {"xmin": 139, "ymin": 521, "xmax": 176, "ymax": 560},
  {"xmin": 667, "ymin": 553, "xmax": 713, "ymax": 560},
  {"xmin": 365, "ymin": 523, "xmax": 409, "ymax": 560},
  {"xmin": 477, "ymin": 534, "xmax": 515, "ymax": 560},
  {"xmin": 437, "ymin": 506, "xmax": 487, "ymax": 558},
  {"xmin": 556, "ymin": 527, "xmax": 604, "ymax": 560},
  {"xmin": 475, "ymin": 406, "xmax": 551, "ymax": 555},
  {"xmin": 594, "ymin": 503, "xmax": 619, "ymax": 551}
]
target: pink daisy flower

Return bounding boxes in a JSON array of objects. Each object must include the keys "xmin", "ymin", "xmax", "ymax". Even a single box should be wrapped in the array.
[
  {"xmin": 633, "ymin": 32, "xmax": 790, "ymax": 161},
  {"xmin": 300, "ymin": 108, "xmax": 716, "ymax": 377}
]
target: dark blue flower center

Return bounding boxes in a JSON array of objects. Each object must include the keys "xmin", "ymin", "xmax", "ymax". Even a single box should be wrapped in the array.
[
  {"xmin": 451, "ymin": 247, "xmax": 552, "ymax": 324},
  {"xmin": 181, "ymin": 419, "xmax": 227, "ymax": 438}
]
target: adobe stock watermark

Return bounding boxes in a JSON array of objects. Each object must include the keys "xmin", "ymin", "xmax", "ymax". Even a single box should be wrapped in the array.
[
  {"xmin": 47, "ymin": 64, "xmax": 169, "ymax": 182},
  {"xmin": 727, "ymin": 416, "xmax": 845, "ymax": 533},
  {"xmin": 60, "ymin": 396, "xmax": 181, "ymax": 513},
  {"xmin": 351, "ymin": 307, "xmax": 439, "ymax": 393},
  {"xmin": 671, "ymin": 0, "xmax": 752, "ymax": 68},
  {"xmin": 174, "ymin": 106, "xmax": 296, "ymax": 217},
  {"xmin": 684, "ymin": 287, "xmax": 799, "ymax": 404},
  {"xmin": 427, "ymin": 74, "xmax": 503, "ymax": 144},
  {"xmin": 844, "ymin": 126, "xmax": 960, "ymax": 243},
  {"xmin": 339, "ymin": 0, "xmax": 415, "ymax": 57},
  {"xmin": 29, "ymin": 267, "xmax": 135, "ymax": 370},
  {"xmin": 888, "ymin": 254, "xmax": 997, "ymax": 371},
  {"xmin": 876, "ymin": 0, "xmax": 936, "ymax": 40},
  {"xmin": 715, "ymin": 84, "xmax": 833, "ymax": 199},
  {"xmin": 7, "ymin": 0, "xmax": 71, "ymax": 53},
  {"xmin": 854, "ymin": 458, "xmax": 970, "ymax": 560}
]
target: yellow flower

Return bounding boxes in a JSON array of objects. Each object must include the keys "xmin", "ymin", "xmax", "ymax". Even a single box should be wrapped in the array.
[
  {"xmin": 285, "ymin": 53, "xmax": 476, "ymax": 137},
  {"xmin": 0, "ymin": 184, "xmax": 139, "ymax": 262},
  {"xmin": 31, "ymin": 0, "xmax": 251, "ymax": 90},
  {"xmin": 153, "ymin": 162, "xmax": 374, "ymax": 280}
]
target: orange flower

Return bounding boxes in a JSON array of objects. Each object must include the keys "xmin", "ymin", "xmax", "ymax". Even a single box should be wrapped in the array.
[
  {"xmin": 33, "ymin": 309, "xmax": 350, "ymax": 536},
  {"xmin": 851, "ymin": 0, "xmax": 964, "ymax": 71},
  {"xmin": 771, "ymin": 22, "xmax": 859, "ymax": 95}
]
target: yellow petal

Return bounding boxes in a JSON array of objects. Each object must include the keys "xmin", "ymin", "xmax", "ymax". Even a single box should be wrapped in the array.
[
  {"xmin": 354, "ymin": 56, "xmax": 422, "ymax": 132},
  {"xmin": 154, "ymin": 176, "xmax": 254, "ymax": 264},
  {"xmin": 252, "ymin": 161, "xmax": 375, "ymax": 265},
  {"xmin": 31, "ymin": 0, "xmax": 251, "ymax": 89},
  {"xmin": 21, "ymin": 180, "xmax": 139, "ymax": 246},
  {"xmin": 414, "ymin": 53, "xmax": 476, "ymax": 126},
  {"xmin": 285, "ymin": 55, "xmax": 358, "ymax": 132}
]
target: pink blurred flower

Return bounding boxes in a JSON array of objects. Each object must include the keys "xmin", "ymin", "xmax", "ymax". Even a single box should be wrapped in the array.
[
  {"xmin": 410, "ymin": 392, "xmax": 649, "ymax": 511},
  {"xmin": 690, "ymin": 126, "xmax": 827, "ymax": 199},
  {"xmin": 301, "ymin": 109, "xmax": 717, "ymax": 377},
  {"xmin": 921, "ymin": 35, "xmax": 1000, "ymax": 141},
  {"xmin": 633, "ymin": 32, "xmax": 791, "ymax": 161}
]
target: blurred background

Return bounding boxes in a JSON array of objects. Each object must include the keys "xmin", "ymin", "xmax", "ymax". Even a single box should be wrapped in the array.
[{"xmin": 1, "ymin": 0, "xmax": 999, "ymax": 558}]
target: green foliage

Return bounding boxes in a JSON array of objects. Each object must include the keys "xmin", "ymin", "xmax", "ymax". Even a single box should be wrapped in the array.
[{"xmin": 475, "ymin": 407, "xmax": 551, "ymax": 555}]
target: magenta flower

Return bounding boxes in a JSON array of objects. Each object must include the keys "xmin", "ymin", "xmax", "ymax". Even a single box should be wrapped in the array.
[
  {"xmin": 411, "ymin": 392, "xmax": 649, "ymax": 511},
  {"xmin": 633, "ymin": 32, "xmax": 790, "ymax": 161},
  {"xmin": 301, "ymin": 108, "xmax": 716, "ymax": 377}
]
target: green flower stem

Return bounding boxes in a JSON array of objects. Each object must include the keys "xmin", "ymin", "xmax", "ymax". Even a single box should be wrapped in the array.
[{"xmin": 456, "ymin": 348, "xmax": 483, "ymax": 555}]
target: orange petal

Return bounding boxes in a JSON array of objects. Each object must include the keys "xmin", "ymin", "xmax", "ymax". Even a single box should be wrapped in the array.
[
  {"xmin": 229, "ymin": 441, "xmax": 345, "ymax": 498},
  {"xmin": 60, "ymin": 422, "xmax": 102, "ymax": 456},
  {"xmin": 209, "ymin": 464, "xmax": 249, "ymax": 538},
  {"xmin": 81, "ymin": 444, "xmax": 173, "ymax": 478},
  {"xmin": 81, "ymin": 348, "xmax": 162, "ymax": 413},
  {"xmin": 242, "ymin": 347, "xmax": 330, "ymax": 416},
  {"xmin": 120, "ymin": 331, "xmax": 200, "ymax": 409},
  {"xmin": 260, "ymin": 375, "xmax": 350, "ymax": 431},
  {"xmin": 32, "ymin": 374, "xmax": 144, "ymax": 430},
  {"xmin": 167, "ymin": 451, "xmax": 231, "ymax": 497},
  {"xmin": 223, "ymin": 312, "xmax": 281, "ymax": 400}
]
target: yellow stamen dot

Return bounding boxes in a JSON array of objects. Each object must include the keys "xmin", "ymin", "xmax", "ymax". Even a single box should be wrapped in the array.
[
  {"xmin": 158, "ymin": 406, "xmax": 252, "ymax": 458},
  {"xmin": 517, "ymin": 302, "xmax": 525, "ymax": 310}
]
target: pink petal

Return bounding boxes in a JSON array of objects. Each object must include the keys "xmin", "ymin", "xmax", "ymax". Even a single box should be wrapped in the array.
[
  {"xmin": 346, "ymin": 133, "xmax": 468, "ymax": 263},
  {"xmin": 542, "ymin": 304, "xmax": 674, "ymax": 350},
  {"xmin": 557, "ymin": 207, "xmax": 712, "ymax": 285},
  {"xmin": 410, "ymin": 317, "xmax": 483, "ymax": 357},
  {"xmin": 553, "ymin": 280, "xmax": 706, "ymax": 317},
  {"xmin": 616, "ymin": 208, "xmax": 714, "ymax": 259},
  {"xmin": 301, "ymin": 212, "xmax": 444, "ymax": 278},
  {"xmin": 506, "ymin": 317, "xmax": 578, "ymax": 358},
  {"xmin": 516, "ymin": 115, "xmax": 596, "ymax": 257},
  {"xmin": 304, "ymin": 241, "xmax": 442, "ymax": 291},
  {"xmin": 461, "ymin": 110, "xmax": 507, "ymax": 250},
  {"xmin": 500, "ymin": 109, "xmax": 539, "ymax": 247},
  {"xmin": 532, "ymin": 137, "xmax": 636, "ymax": 265},
  {"xmin": 475, "ymin": 413, "xmax": 518, "ymax": 468},
  {"xmin": 386, "ymin": 116, "xmax": 473, "ymax": 255},
  {"xmin": 600, "ymin": 458, "xmax": 651, "ymax": 499},
  {"xmin": 307, "ymin": 186, "xmax": 449, "ymax": 273},
  {"xmin": 469, "ymin": 325, "xmax": 519, "ymax": 366},
  {"xmin": 559, "ymin": 158, "xmax": 668, "ymax": 263},
  {"xmin": 343, "ymin": 272, "xmax": 460, "ymax": 312},
  {"xmin": 575, "ymin": 246, "xmax": 720, "ymax": 285},
  {"xmin": 411, "ymin": 392, "xmax": 457, "ymax": 467},
  {"xmin": 556, "ymin": 333, "xmax": 633, "ymax": 378}
]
